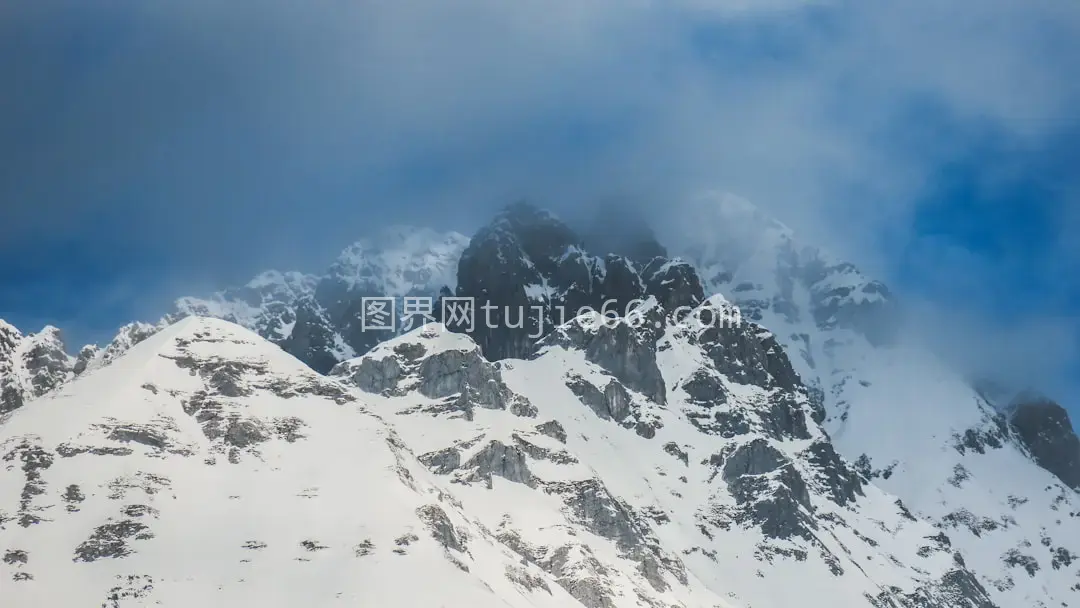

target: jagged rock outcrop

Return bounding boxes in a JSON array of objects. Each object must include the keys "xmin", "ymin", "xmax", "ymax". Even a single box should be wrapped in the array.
[
  {"xmin": 454, "ymin": 202, "xmax": 702, "ymax": 362},
  {"xmin": 93, "ymin": 322, "xmax": 163, "ymax": 369},
  {"xmin": 543, "ymin": 306, "xmax": 668, "ymax": 406},
  {"xmin": 5, "ymin": 197, "xmax": 1078, "ymax": 608},
  {"xmin": 330, "ymin": 325, "xmax": 534, "ymax": 419},
  {"xmin": 278, "ymin": 296, "xmax": 351, "ymax": 374},
  {"xmin": 169, "ymin": 226, "xmax": 468, "ymax": 372},
  {"xmin": 0, "ymin": 317, "xmax": 591, "ymax": 607},
  {"xmin": 0, "ymin": 322, "xmax": 77, "ymax": 414},
  {"xmin": 668, "ymin": 193, "xmax": 1080, "ymax": 608},
  {"xmin": 1008, "ymin": 395, "xmax": 1080, "ymax": 490},
  {"xmin": 328, "ymin": 270, "xmax": 999, "ymax": 608}
]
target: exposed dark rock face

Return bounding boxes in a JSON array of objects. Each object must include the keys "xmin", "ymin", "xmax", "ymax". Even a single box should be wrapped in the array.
[
  {"xmin": 2, "ymin": 549, "xmax": 28, "ymax": 565},
  {"xmin": 102, "ymin": 574, "xmax": 157, "ymax": 606},
  {"xmin": 73, "ymin": 345, "xmax": 99, "ymax": 376},
  {"xmin": 0, "ymin": 324, "xmax": 76, "ymax": 414},
  {"xmin": 720, "ymin": 438, "xmax": 789, "ymax": 481},
  {"xmin": 279, "ymin": 296, "xmax": 347, "ymax": 374},
  {"xmin": 1009, "ymin": 396, "xmax": 1080, "ymax": 491},
  {"xmin": 543, "ymin": 478, "xmax": 686, "ymax": 592},
  {"xmin": 802, "ymin": 441, "xmax": 865, "ymax": 507},
  {"xmin": 22, "ymin": 332, "xmax": 72, "ymax": 395},
  {"xmin": 97, "ymin": 322, "xmax": 160, "ymax": 367},
  {"xmin": 512, "ymin": 433, "xmax": 579, "ymax": 465},
  {"xmin": 663, "ymin": 442, "xmax": 689, "ymax": 466},
  {"xmin": 74, "ymin": 521, "xmax": 154, "ymax": 562},
  {"xmin": 417, "ymin": 349, "xmax": 512, "ymax": 406},
  {"xmin": 672, "ymin": 300, "xmax": 817, "ymax": 442},
  {"xmin": 544, "ymin": 314, "xmax": 668, "ymax": 406},
  {"xmin": 710, "ymin": 438, "xmax": 817, "ymax": 540},
  {"xmin": 419, "ymin": 433, "xmax": 578, "ymax": 488},
  {"xmin": 418, "ymin": 446, "xmax": 462, "ymax": 475},
  {"xmin": 0, "ymin": 385, "xmax": 24, "ymax": 416},
  {"xmin": 535, "ymin": 420, "xmax": 568, "ymax": 444},
  {"xmin": 332, "ymin": 330, "xmax": 533, "ymax": 418},
  {"xmin": 2, "ymin": 439, "xmax": 55, "ymax": 527},
  {"xmin": 869, "ymin": 568, "xmax": 999, "ymax": 608},
  {"xmin": 566, "ymin": 375, "xmax": 633, "ymax": 423},
  {"xmin": 454, "ymin": 202, "xmax": 587, "ymax": 361},
  {"xmin": 640, "ymin": 257, "xmax": 704, "ymax": 313},
  {"xmin": 334, "ymin": 349, "xmax": 408, "ymax": 396},
  {"xmin": 932, "ymin": 569, "xmax": 999, "ymax": 608},
  {"xmin": 692, "ymin": 306, "xmax": 802, "ymax": 394},
  {"xmin": 416, "ymin": 504, "xmax": 467, "ymax": 552},
  {"xmin": 463, "ymin": 441, "xmax": 536, "ymax": 488},
  {"xmin": 454, "ymin": 202, "xmax": 702, "ymax": 364}
]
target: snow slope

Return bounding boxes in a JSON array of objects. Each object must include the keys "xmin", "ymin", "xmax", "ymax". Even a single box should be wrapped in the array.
[
  {"xmin": 3, "ymin": 197, "xmax": 1080, "ymax": 607},
  {"xmin": 0, "ymin": 317, "xmax": 593, "ymax": 607},
  {"xmin": 669, "ymin": 192, "xmax": 1080, "ymax": 607},
  {"xmin": 332, "ymin": 302, "xmax": 994, "ymax": 608}
]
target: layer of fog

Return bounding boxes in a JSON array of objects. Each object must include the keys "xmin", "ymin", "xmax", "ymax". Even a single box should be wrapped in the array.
[{"xmin": 2, "ymin": 0, "xmax": 1077, "ymax": 401}]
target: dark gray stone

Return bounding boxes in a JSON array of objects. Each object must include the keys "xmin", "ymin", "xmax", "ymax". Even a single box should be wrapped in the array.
[
  {"xmin": 720, "ymin": 439, "xmax": 788, "ymax": 482},
  {"xmin": 1009, "ymin": 396, "xmax": 1080, "ymax": 490},
  {"xmin": 802, "ymin": 441, "xmax": 865, "ymax": 507},
  {"xmin": 463, "ymin": 441, "xmax": 535, "ymax": 488},
  {"xmin": 74, "ymin": 521, "xmax": 153, "ymax": 562},
  {"xmin": 535, "ymin": 420, "xmax": 568, "ymax": 444},
  {"xmin": 416, "ymin": 504, "xmax": 466, "ymax": 552}
]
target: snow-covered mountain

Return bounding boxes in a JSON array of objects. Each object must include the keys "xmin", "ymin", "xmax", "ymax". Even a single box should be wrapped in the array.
[
  {"xmin": 667, "ymin": 192, "xmax": 1080, "ymax": 606},
  {"xmin": 4, "ymin": 312, "xmax": 993, "ymax": 607},
  {"xmin": 0, "ymin": 317, "xmax": 607, "ymax": 607},
  {"xmin": 2, "ymin": 197, "xmax": 1080, "ymax": 607},
  {"xmin": 0, "ymin": 321, "xmax": 85, "ymax": 415},
  {"xmin": 329, "ymin": 302, "xmax": 996, "ymax": 607},
  {"xmin": 172, "ymin": 226, "xmax": 469, "ymax": 373}
]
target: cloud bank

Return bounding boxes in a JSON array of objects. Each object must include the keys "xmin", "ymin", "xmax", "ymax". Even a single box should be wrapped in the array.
[{"xmin": 1, "ymin": 0, "xmax": 1078, "ymax": 398}]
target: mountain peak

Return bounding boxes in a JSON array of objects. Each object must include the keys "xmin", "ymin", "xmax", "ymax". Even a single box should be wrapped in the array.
[
  {"xmin": 2, "ymin": 314, "xmax": 602, "ymax": 608},
  {"xmin": 8, "ymin": 197, "xmax": 1079, "ymax": 607},
  {"xmin": 0, "ymin": 319, "xmax": 75, "ymax": 414},
  {"xmin": 456, "ymin": 202, "xmax": 706, "ymax": 361},
  {"xmin": 163, "ymin": 226, "xmax": 469, "ymax": 372}
]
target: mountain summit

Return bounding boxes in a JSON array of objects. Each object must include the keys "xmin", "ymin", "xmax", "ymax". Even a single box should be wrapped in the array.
[{"xmin": 2, "ymin": 197, "xmax": 1079, "ymax": 607}]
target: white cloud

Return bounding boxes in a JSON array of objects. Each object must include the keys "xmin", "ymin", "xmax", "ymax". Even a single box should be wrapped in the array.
[{"xmin": 2, "ymin": 0, "xmax": 1078, "ymax": 395}]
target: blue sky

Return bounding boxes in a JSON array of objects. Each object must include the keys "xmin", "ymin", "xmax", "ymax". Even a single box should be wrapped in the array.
[{"xmin": 1, "ymin": 1, "xmax": 1078, "ymax": 405}]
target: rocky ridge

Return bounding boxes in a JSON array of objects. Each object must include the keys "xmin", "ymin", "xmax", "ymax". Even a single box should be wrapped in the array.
[
  {"xmin": 2, "ymin": 198, "xmax": 1080, "ymax": 607},
  {"xmin": 668, "ymin": 192, "xmax": 1080, "ymax": 607},
  {"xmin": 170, "ymin": 226, "xmax": 469, "ymax": 373},
  {"xmin": 0, "ymin": 318, "xmax": 609, "ymax": 607},
  {"xmin": 0, "ymin": 321, "xmax": 81, "ymax": 415}
]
